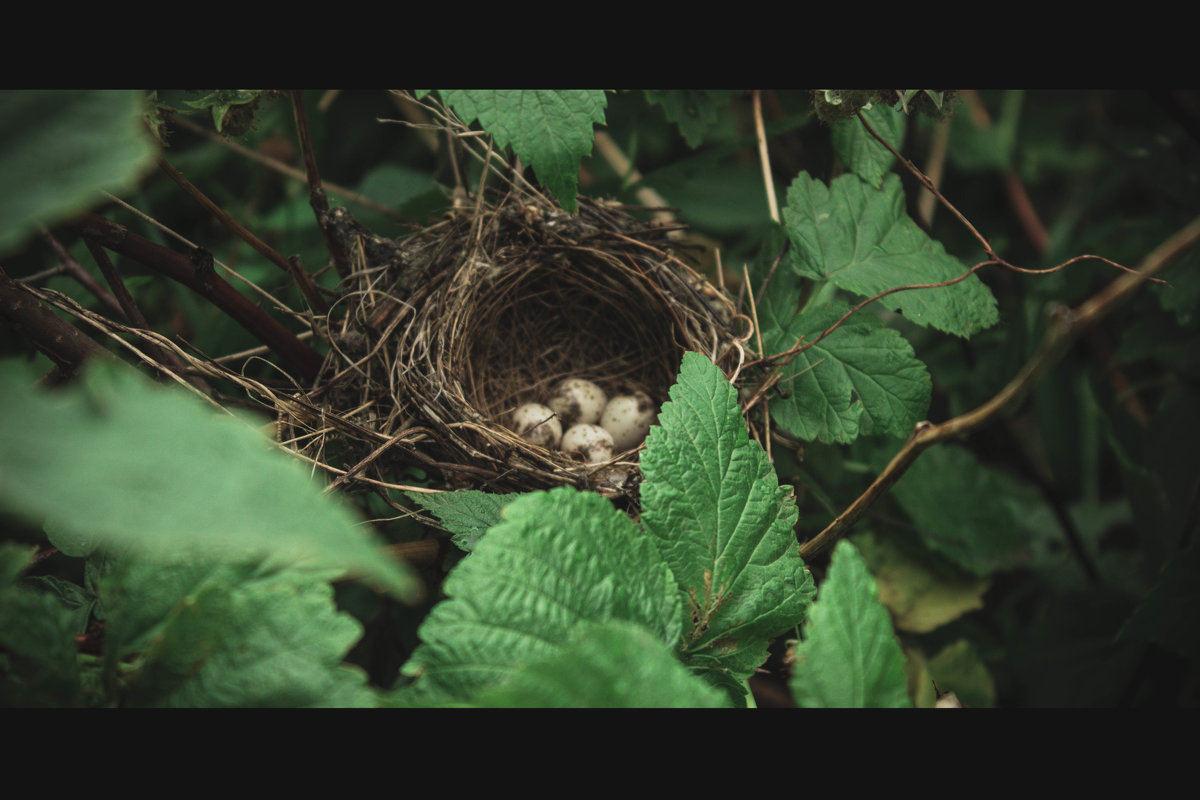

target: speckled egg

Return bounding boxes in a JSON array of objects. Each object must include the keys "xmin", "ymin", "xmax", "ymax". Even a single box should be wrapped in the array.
[
  {"xmin": 511, "ymin": 403, "xmax": 562, "ymax": 449},
  {"xmin": 547, "ymin": 378, "xmax": 607, "ymax": 427},
  {"xmin": 561, "ymin": 423, "xmax": 615, "ymax": 465},
  {"xmin": 599, "ymin": 391, "xmax": 657, "ymax": 451}
]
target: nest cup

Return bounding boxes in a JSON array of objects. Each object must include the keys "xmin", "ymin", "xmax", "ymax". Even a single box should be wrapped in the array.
[{"xmin": 329, "ymin": 194, "xmax": 746, "ymax": 497}]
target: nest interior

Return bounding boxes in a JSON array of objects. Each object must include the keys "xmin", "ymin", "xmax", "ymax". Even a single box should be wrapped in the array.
[{"xmin": 320, "ymin": 194, "xmax": 746, "ymax": 496}]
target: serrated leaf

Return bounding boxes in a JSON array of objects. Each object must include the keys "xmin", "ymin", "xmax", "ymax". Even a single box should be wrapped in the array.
[
  {"xmin": 121, "ymin": 562, "xmax": 373, "ymax": 707},
  {"xmin": 640, "ymin": 352, "xmax": 815, "ymax": 682},
  {"xmin": 783, "ymin": 173, "xmax": 999, "ymax": 337},
  {"xmin": 789, "ymin": 540, "xmax": 911, "ymax": 708},
  {"xmin": 477, "ymin": 620, "xmax": 729, "ymax": 708},
  {"xmin": 399, "ymin": 487, "xmax": 681, "ymax": 704},
  {"xmin": 644, "ymin": 90, "xmax": 734, "ymax": 148},
  {"xmin": 831, "ymin": 103, "xmax": 906, "ymax": 188},
  {"xmin": 407, "ymin": 489, "xmax": 523, "ymax": 553},
  {"xmin": 889, "ymin": 445, "xmax": 1035, "ymax": 576},
  {"xmin": 440, "ymin": 90, "xmax": 607, "ymax": 212},
  {"xmin": 0, "ymin": 361, "xmax": 419, "ymax": 602},
  {"xmin": 758, "ymin": 292, "xmax": 931, "ymax": 444},
  {"xmin": 0, "ymin": 90, "xmax": 156, "ymax": 256}
]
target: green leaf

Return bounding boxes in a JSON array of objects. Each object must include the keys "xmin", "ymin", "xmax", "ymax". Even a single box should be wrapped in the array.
[
  {"xmin": 783, "ymin": 172, "xmax": 999, "ymax": 337},
  {"xmin": 925, "ymin": 639, "xmax": 996, "ymax": 709},
  {"xmin": 789, "ymin": 540, "xmax": 911, "ymax": 708},
  {"xmin": 477, "ymin": 620, "xmax": 730, "ymax": 708},
  {"xmin": 888, "ymin": 445, "xmax": 1035, "ymax": 576},
  {"xmin": 398, "ymin": 487, "xmax": 682, "ymax": 704},
  {"xmin": 644, "ymin": 90, "xmax": 734, "ymax": 148},
  {"xmin": 947, "ymin": 90, "xmax": 1023, "ymax": 173},
  {"xmin": 758, "ymin": 295, "xmax": 931, "ymax": 444},
  {"xmin": 407, "ymin": 489, "xmax": 524, "ymax": 553},
  {"xmin": 0, "ymin": 90, "xmax": 156, "ymax": 256},
  {"xmin": 115, "ymin": 561, "xmax": 373, "ymax": 707},
  {"xmin": 639, "ymin": 352, "xmax": 816, "ymax": 683},
  {"xmin": 852, "ymin": 531, "xmax": 990, "ymax": 633},
  {"xmin": 0, "ymin": 544, "xmax": 84, "ymax": 707},
  {"xmin": 831, "ymin": 103, "xmax": 906, "ymax": 188},
  {"xmin": 440, "ymin": 90, "xmax": 607, "ymax": 213},
  {"xmin": 0, "ymin": 361, "xmax": 419, "ymax": 602}
]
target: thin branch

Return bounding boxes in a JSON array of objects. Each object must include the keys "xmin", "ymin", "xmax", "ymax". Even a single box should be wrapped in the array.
[
  {"xmin": 167, "ymin": 113, "xmax": 407, "ymax": 223},
  {"xmin": 80, "ymin": 237, "xmax": 210, "ymax": 393},
  {"xmin": 291, "ymin": 90, "xmax": 352, "ymax": 280},
  {"xmin": 72, "ymin": 213, "xmax": 323, "ymax": 382},
  {"xmin": 798, "ymin": 213, "xmax": 1200, "ymax": 560},
  {"xmin": 35, "ymin": 228, "xmax": 123, "ymax": 317},
  {"xmin": 156, "ymin": 155, "xmax": 329, "ymax": 313},
  {"xmin": 858, "ymin": 110, "xmax": 998, "ymax": 260}
]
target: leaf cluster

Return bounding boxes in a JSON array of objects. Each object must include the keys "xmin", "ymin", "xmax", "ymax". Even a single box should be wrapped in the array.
[{"xmin": 3, "ymin": 90, "xmax": 1199, "ymax": 707}]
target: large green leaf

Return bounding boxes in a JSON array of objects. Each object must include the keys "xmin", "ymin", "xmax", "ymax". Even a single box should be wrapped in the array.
[
  {"xmin": 440, "ymin": 90, "xmax": 607, "ymax": 212},
  {"xmin": 0, "ymin": 90, "xmax": 156, "ymax": 256},
  {"xmin": 757, "ymin": 279, "xmax": 931, "ymax": 443},
  {"xmin": 889, "ymin": 444, "xmax": 1036, "ymax": 576},
  {"xmin": 118, "ymin": 562, "xmax": 373, "ymax": 708},
  {"xmin": 398, "ymin": 487, "xmax": 681, "ymax": 704},
  {"xmin": 783, "ymin": 172, "xmax": 999, "ymax": 337},
  {"xmin": 477, "ymin": 619, "xmax": 729, "ymax": 708},
  {"xmin": 644, "ymin": 90, "xmax": 735, "ymax": 148},
  {"xmin": 0, "ymin": 361, "xmax": 419, "ymax": 602},
  {"xmin": 640, "ymin": 352, "xmax": 816, "ymax": 683},
  {"xmin": 789, "ymin": 540, "xmax": 911, "ymax": 708}
]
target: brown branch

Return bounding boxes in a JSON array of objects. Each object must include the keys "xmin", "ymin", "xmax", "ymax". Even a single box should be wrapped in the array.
[
  {"xmin": 35, "ymin": 228, "xmax": 124, "ymax": 317},
  {"xmin": 80, "ymin": 239, "xmax": 214, "ymax": 395},
  {"xmin": 0, "ymin": 266, "xmax": 112, "ymax": 375},
  {"xmin": 72, "ymin": 213, "xmax": 323, "ymax": 382},
  {"xmin": 291, "ymin": 91, "xmax": 352, "ymax": 281},
  {"xmin": 798, "ymin": 213, "xmax": 1200, "ymax": 560},
  {"xmin": 156, "ymin": 155, "xmax": 329, "ymax": 314}
]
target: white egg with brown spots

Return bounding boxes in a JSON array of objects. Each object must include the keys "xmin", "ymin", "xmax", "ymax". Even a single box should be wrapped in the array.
[
  {"xmin": 561, "ymin": 423, "xmax": 615, "ymax": 464},
  {"xmin": 511, "ymin": 403, "xmax": 562, "ymax": 449},
  {"xmin": 600, "ymin": 391, "xmax": 657, "ymax": 451},
  {"xmin": 547, "ymin": 378, "xmax": 607, "ymax": 427}
]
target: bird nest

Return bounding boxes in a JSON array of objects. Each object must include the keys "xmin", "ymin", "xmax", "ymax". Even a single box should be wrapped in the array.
[{"xmin": 310, "ymin": 189, "xmax": 750, "ymax": 499}]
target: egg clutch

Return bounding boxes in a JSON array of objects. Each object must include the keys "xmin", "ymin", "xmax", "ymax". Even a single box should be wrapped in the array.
[{"xmin": 511, "ymin": 378, "xmax": 657, "ymax": 465}]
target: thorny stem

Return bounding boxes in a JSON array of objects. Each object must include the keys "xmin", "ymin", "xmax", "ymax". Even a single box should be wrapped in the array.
[{"xmin": 798, "ymin": 213, "xmax": 1200, "ymax": 560}]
